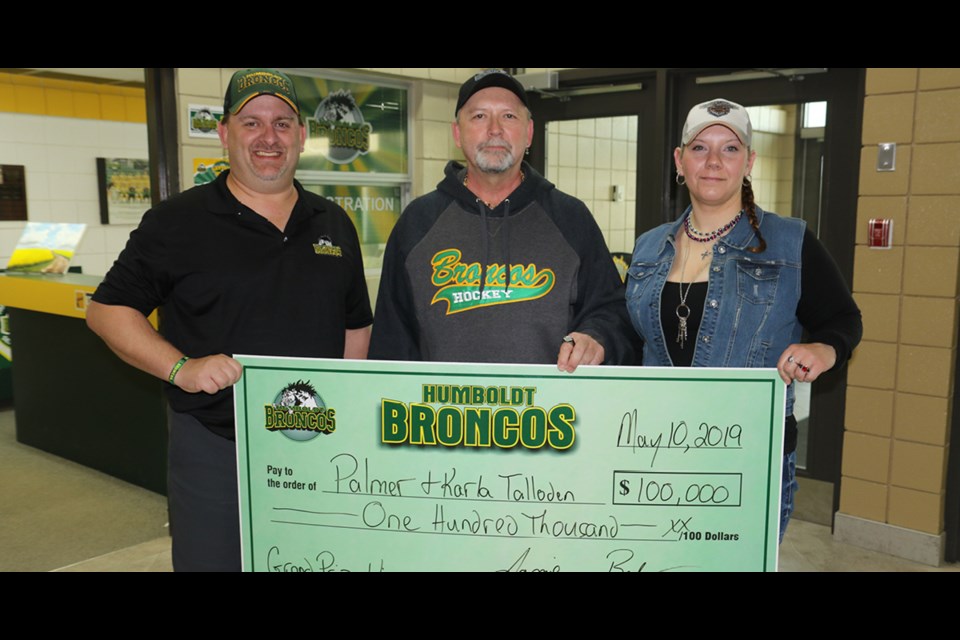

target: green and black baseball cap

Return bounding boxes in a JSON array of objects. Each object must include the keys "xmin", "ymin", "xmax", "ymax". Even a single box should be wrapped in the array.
[{"xmin": 223, "ymin": 68, "xmax": 300, "ymax": 117}]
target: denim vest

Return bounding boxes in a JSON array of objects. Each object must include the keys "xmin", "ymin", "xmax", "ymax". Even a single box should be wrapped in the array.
[{"xmin": 627, "ymin": 206, "xmax": 805, "ymax": 415}]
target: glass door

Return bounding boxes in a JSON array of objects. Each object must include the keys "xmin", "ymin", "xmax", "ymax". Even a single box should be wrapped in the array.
[
  {"xmin": 525, "ymin": 71, "xmax": 660, "ymax": 264},
  {"xmin": 542, "ymin": 115, "xmax": 639, "ymax": 257}
]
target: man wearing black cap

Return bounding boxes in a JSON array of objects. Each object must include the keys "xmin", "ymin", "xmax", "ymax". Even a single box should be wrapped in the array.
[
  {"xmin": 370, "ymin": 69, "xmax": 634, "ymax": 369},
  {"xmin": 87, "ymin": 68, "xmax": 373, "ymax": 571}
]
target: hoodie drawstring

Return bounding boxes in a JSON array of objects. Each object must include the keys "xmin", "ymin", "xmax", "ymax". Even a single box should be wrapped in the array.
[
  {"xmin": 477, "ymin": 198, "xmax": 512, "ymax": 297},
  {"xmin": 477, "ymin": 198, "xmax": 489, "ymax": 297},
  {"xmin": 502, "ymin": 199, "xmax": 512, "ymax": 292}
]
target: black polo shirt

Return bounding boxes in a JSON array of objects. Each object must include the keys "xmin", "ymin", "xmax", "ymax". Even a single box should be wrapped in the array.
[{"xmin": 93, "ymin": 171, "xmax": 373, "ymax": 435}]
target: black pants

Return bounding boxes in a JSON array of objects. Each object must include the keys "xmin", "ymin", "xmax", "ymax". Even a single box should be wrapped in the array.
[{"xmin": 167, "ymin": 408, "xmax": 241, "ymax": 572}]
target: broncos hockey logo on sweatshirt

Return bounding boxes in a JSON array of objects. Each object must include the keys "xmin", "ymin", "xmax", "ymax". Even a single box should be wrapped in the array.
[{"xmin": 429, "ymin": 248, "xmax": 555, "ymax": 315}]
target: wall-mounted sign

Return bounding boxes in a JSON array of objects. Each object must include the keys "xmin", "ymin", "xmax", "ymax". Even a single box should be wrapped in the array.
[
  {"xmin": 193, "ymin": 157, "xmax": 229, "ymax": 186},
  {"xmin": 290, "ymin": 73, "xmax": 409, "ymax": 177},
  {"xmin": 302, "ymin": 183, "xmax": 403, "ymax": 268},
  {"xmin": 188, "ymin": 104, "xmax": 224, "ymax": 139}
]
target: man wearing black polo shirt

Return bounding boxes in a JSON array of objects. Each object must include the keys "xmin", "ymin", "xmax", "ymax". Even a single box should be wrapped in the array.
[{"xmin": 87, "ymin": 68, "xmax": 373, "ymax": 571}]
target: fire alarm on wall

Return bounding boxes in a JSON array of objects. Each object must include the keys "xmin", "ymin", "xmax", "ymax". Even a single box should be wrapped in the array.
[{"xmin": 868, "ymin": 218, "xmax": 893, "ymax": 249}]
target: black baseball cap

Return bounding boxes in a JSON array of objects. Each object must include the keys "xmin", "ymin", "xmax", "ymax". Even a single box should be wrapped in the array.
[{"xmin": 455, "ymin": 69, "xmax": 529, "ymax": 116}]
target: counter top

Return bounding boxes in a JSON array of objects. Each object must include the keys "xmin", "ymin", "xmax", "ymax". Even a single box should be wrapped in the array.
[
  {"xmin": 0, "ymin": 273, "xmax": 100, "ymax": 319},
  {"xmin": 0, "ymin": 273, "xmax": 158, "ymax": 326}
]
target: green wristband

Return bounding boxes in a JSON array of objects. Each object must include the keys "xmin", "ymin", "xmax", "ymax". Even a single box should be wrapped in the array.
[{"xmin": 169, "ymin": 356, "xmax": 189, "ymax": 384}]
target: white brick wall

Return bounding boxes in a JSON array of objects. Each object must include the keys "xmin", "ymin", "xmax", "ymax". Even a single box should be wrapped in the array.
[{"xmin": 0, "ymin": 112, "xmax": 148, "ymax": 276}]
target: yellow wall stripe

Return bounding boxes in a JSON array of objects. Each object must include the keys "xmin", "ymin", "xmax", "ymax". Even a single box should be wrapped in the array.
[{"xmin": 0, "ymin": 72, "xmax": 146, "ymax": 123}]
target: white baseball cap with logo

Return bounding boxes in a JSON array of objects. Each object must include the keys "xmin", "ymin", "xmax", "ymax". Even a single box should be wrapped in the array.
[{"xmin": 681, "ymin": 99, "xmax": 753, "ymax": 147}]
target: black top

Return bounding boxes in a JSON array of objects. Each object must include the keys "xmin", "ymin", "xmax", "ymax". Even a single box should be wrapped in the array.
[
  {"xmin": 663, "ymin": 282, "xmax": 709, "ymax": 366},
  {"xmin": 93, "ymin": 171, "xmax": 373, "ymax": 435}
]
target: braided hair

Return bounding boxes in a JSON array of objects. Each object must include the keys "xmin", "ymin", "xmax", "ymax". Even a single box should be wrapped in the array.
[{"xmin": 741, "ymin": 176, "xmax": 766, "ymax": 254}]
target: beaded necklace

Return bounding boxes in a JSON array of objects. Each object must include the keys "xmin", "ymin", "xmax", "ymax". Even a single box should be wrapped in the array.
[{"xmin": 684, "ymin": 211, "xmax": 742, "ymax": 244}]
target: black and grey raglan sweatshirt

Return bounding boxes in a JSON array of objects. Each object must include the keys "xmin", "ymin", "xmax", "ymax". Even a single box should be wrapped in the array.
[{"xmin": 370, "ymin": 161, "xmax": 637, "ymax": 366}]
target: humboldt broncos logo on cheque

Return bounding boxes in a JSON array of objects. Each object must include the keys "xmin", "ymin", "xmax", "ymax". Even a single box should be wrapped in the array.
[
  {"xmin": 263, "ymin": 380, "xmax": 336, "ymax": 442},
  {"xmin": 430, "ymin": 248, "xmax": 555, "ymax": 315}
]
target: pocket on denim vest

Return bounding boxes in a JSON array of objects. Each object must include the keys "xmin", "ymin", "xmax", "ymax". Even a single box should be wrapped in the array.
[
  {"xmin": 626, "ymin": 263, "xmax": 658, "ymax": 301},
  {"xmin": 735, "ymin": 261, "xmax": 781, "ymax": 304}
]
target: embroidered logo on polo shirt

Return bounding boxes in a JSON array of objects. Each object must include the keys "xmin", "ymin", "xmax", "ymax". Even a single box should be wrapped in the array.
[
  {"xmin": 314, "ymin": 235, "xmax": 343, "ymax": 257},
  {"xmin": 429, "ymin": 248, "xmax": 555, "ymax": 315},
  {"xmin": 263, "ymin": 379, "xmax": 336, "ymax": 442}
]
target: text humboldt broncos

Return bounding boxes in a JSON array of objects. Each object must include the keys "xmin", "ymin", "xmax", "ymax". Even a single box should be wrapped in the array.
[{"xmin": 381, "ymin": 384, "xmax": 576, "ymax": 451}]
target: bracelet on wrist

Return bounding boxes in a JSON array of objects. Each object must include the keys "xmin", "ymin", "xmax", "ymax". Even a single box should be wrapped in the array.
[{"xmin": 168, "ymin": 356, "xmax": 189, "ymax": 384}]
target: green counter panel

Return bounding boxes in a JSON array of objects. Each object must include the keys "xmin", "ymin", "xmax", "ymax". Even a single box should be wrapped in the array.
[{"xmin": 10, "ymin": 308, "xmax": 168, "ymax": 495}]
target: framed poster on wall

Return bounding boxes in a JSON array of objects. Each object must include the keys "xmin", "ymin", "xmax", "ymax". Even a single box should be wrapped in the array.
[{"xmin": 96, "ymin": 158, "xmax": 151, "ymax": 225}]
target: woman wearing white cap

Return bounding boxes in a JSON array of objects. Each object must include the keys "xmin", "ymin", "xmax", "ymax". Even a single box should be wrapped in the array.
[{"xmin": 626, "ymin": 99, "xmax": 862, "ymax": 541}]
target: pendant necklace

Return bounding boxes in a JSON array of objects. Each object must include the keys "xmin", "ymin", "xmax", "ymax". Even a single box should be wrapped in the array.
[
  {"xmin": 677, "ymin": 211, "xmax": 739, "ymax": 348},
  {"xmin": 676, "ymin": 241, "xmax": 709, "ymax": 350}
]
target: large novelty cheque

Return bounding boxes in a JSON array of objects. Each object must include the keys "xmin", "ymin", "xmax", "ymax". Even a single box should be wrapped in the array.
[{"xmin": 234, "ymin": 357, "xmax": 786, "ymax": 572}]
